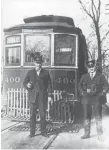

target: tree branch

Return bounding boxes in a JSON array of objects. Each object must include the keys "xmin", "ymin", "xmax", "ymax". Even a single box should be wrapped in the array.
[
  {"xmin": 101, "ymin": 30, "xmax": 109, "ymax": 43},
  {"xmin": 97, "ymin": 49, "xmax": 109, "ymax": 63},
  {"xmin": 97, "ymin": 0, "xmax": 101, "ymax": 22},
  {"xmin": 102, "ymin": 64, "xmax": 109, "ymax": 70},
  {"xmin": 91, "ymin": 0, "xmax": 96, "ymax": 21},
  {"xmin": 78, "ymin": 0, "xmax": 94, "ymax": 19}
]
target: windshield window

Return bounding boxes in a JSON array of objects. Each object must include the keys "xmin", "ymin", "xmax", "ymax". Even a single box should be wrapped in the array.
[
  {"xmin": 54, "ymin": 34, "xmax": 76, "ymax": 66},
  {"xmin": 24, "ymin": 35, "xmax": 51, "ymax": 66}
]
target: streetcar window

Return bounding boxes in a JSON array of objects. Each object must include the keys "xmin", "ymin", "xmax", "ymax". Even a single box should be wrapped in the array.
[
  {"xmin": 54, "ymin": 34, "xmax": 76, "ymax": 66},
  {"xmin": 24, "ymin": 35, "xmax": 51, "ymax": 66},
  {"xmin": 5, "ymin": 46, "xmax": 20, "ymax": 66}
]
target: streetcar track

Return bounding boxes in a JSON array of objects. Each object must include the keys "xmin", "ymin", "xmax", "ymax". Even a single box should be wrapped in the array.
[
  {"xmin": 43, "ymin": 133, "xmax": 59, "ymax": 149},
  {"xmin": 1, "ymin": 122, "xmax": 59, "ymax": 149},
  {"xmin": 1, "ymin": 121, "xmax": 64, "ymax": 149},
  {"xmin": 1, "ymin": 122, "xmax": 22, "ymax": 133},
  {"xmin": 1, "ymin": 122, "xmax": 81, "ymax": 149}
]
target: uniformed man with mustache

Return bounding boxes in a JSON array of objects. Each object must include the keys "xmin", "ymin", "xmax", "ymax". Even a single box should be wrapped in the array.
[{"xmin": 78, "ymin": 59, "xmax": 109, "ymax": 141}]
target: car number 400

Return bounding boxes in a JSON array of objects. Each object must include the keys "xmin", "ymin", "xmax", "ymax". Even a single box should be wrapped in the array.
[{"xmin": 5, "ymin": 77, "xmax": 20, "ymax": 83}]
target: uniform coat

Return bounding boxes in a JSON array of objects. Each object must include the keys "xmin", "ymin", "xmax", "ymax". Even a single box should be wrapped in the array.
[
  {"xmin": 78, "ymin": 72, "xmax": 109, "ymax": 105},
  {"xmin": 23, "ymin": 68, "xmax": 52, "ymax": 105}
]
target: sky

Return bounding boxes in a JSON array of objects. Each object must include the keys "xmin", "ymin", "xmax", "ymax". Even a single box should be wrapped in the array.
[
  {"xmin": 1, "ymin": 0, "xmax": 109, "ymax": 51},
  {"xmin": 1, "ymin": 0, "xmax": 92, "ymax": 36}
]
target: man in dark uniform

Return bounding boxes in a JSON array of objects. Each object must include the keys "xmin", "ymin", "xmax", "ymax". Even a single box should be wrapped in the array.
[
  {"xmin": 78, "ymin": 59, "xmax": 109, "ymax": 140},
  {"xmin": 23, "ymin": 52, "xmax": 52, "ymax": 137}
]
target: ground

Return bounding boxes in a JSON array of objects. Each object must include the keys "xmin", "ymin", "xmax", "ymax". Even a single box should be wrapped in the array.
[
  {"xmin": 1, "ymin": 93, "xmax": 109, "ymax": 149},
  {"xmin": 48, "ymin": 117, "xmax": 109, "ymax": 149}
]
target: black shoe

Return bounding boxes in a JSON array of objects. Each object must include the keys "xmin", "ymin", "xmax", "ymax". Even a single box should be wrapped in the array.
[
  {"xmin": 81, "ymin": 134, "xmax": 90, "ymax": 139},
  {"xmin": 41, "ymin": 131, "xmax": 48, "ymax": 137},
  {"xmin": 28, "ymin": 134, "xmax": 35, "ymax": 138}
]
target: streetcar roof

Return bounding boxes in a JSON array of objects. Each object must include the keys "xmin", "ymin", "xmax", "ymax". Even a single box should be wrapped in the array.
[
  {"xmin": 23, "ymin": 15, "xmax": 75, "ymax": 26},
  {"xmin": 4, "ymin": 22, "xmax": 82, "ymax": 34},
  {"xmin": 3, "ymin": 15, "xmax": 83, "ymax": 35}
]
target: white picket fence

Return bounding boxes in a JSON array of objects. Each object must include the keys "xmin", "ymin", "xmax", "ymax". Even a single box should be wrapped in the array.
[
  {"xmin": 6, "ymin": 88, "xmax": 29, "ymax": 119},
  {"xmin": 5, "ymin": 88, "xmax": 62, "ymax": 121}
]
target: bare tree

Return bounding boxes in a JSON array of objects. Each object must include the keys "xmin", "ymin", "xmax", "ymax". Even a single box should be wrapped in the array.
[{"xmin": 78, "ymin": 0, "xmax": 109, "ymax": 72}]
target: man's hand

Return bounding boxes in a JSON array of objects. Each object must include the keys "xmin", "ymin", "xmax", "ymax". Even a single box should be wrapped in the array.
[
  {"xmin": 26, "ymin": 82, "xmax": 32, "ymax": 89},
  {"xmin": 97, "ymin": 91, "xmax": 106, "ymax": 99},
  {"xmin": 48, "ymin": 94, "xmax": 53, "ymax": 104},
  {"xmin": 48, "ymin": 93, "xmax": 53, "ymax": 99},
  {"xmin": 87, "ymin": 89, "xmax": 91, "ymax": 93},
  {"xmin": 102, "ymin": 90, "xmax": 106, "ymax": 95}
]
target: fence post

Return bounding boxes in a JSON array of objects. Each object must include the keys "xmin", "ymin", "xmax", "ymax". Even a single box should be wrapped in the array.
[
  {"xmin": 19, "ymin": 88, "xmax": 22, "ymax": 116},
  {"xmin": 7, "ymin": 88, "xmax": 10, "ymax": 116},
  {"xmin": 10, "ymin": 88, "xmax": 13, "ymax": 116},
  {"xmin": 13, "ymin": 89, "xmax": 16, "ymax": 117},
  {"xmin": 16, "ymin": 88, "xmax": 19, "ymax": 116},
  {"xmin": 22, "ymin": 88, "xmax": 25, "ymax": 117},
  {"xmin": 25, "ymin": 90, "xmax": 28, "ymax": 118}
]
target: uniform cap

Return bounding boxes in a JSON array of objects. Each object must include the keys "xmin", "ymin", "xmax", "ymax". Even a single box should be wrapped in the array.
[{"xmin": 86, "ymin": 59, "xmax": 95, "ymax": 68}]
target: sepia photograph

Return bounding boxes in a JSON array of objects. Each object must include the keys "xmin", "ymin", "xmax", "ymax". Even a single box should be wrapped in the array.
[{"xmin": 1, "ymin": 0, "xmax": 109, "ymax": 149}]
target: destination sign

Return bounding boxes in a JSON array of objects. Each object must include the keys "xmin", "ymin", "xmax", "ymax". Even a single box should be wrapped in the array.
[{"xmin": 6, "ymin": 35, "xmax": 21, "ymax": 44}]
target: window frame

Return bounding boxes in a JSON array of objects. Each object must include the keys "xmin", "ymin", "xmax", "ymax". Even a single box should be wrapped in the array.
[
  {"xmin": 53, "ymin": 33, "xmax": 78, "ymax": 68},
  {"xmin": 23, "ymin": 33, "xmax": 51, "ymax": 67},
  {"xmin": 5, "ymin": 46, "xmax": 21, "ymax": 66},
  {"xmin": 4, "ymin": 34, "xmax": 22, "ymax": 68}
]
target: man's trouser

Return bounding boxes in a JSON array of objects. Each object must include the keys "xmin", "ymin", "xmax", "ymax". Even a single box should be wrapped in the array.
[
  {"xmin": 29, "ymin": 101, "xmax": 46, "ymax": 135},
  {"xmin": 82, "ymin": 102, "xmax": 103, "ymax": 136}
]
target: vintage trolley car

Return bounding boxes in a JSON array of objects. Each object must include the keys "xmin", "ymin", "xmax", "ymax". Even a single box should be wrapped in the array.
[{"xmin": 2, "ymin": 15, "xmax": 88, "ymax": 122}]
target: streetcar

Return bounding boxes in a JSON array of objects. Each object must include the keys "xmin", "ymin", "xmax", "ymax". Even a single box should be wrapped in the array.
[{"xmin": 2, "ymin": 15, "xmax": 88, "ymax": 122}]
